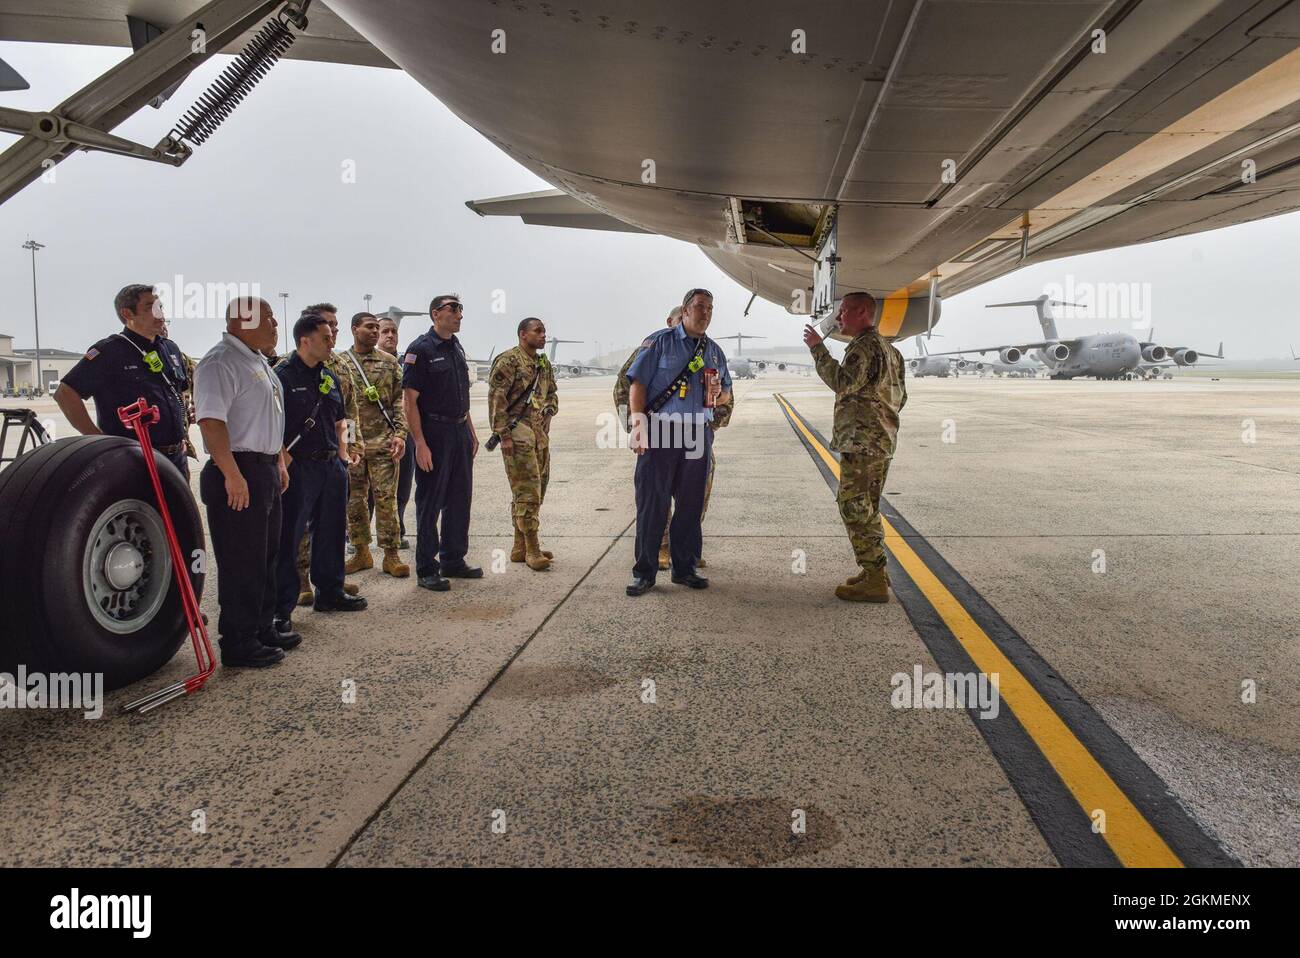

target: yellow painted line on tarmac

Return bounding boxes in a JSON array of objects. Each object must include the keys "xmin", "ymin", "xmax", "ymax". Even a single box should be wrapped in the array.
[{"xmin": 775, "ymin": 393, "xmax": 1182, "ymax": 868}]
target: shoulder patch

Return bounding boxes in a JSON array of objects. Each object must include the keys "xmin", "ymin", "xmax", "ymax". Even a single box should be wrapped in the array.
[
  {"xmin": 84, "ymin": 348, "xmax": 99, "ymax": 361},
  {"xmin": 403, "ymin": 352, "xmax": 417, "ymax": 364}
]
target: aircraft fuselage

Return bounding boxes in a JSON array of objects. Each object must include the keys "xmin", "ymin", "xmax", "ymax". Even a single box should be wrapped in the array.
[{"xmin": 1039, "ymin": 334, "xmax": 1143, "ymax": 380}]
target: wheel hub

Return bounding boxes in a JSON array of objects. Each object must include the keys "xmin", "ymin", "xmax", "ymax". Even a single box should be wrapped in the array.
[
  {"xmin": 82, "ymin": 498, "xmax": 172, "ymax": 635},
  {"xmin": 104, "ymin": 541, "xmax": 145, "ymax": 590}
]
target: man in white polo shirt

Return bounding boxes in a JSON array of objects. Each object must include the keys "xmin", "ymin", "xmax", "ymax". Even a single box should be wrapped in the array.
[{"xmin": 194, "ymin": 297, "xmax": 294, "ymax": 668}]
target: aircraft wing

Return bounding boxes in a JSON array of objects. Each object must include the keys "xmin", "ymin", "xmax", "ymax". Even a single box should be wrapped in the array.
[
  {"xmin": 927, "ymin": 341, "xmax": 1070, "ymax": 358},
  {"xmin": 467, "ymin": 190, "xmax": 650, "ymax": 235},
  {"xmin": 0, "ymin": 0, "xmax": 396, "ymax": 69}
]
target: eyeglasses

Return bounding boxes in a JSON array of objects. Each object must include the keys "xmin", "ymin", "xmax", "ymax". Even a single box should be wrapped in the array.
[{"xmin": 438, "ymin": 302, "xmax": 464, "ymax": 313}]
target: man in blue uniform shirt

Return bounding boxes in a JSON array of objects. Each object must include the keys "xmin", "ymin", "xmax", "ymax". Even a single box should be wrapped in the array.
[
  {"xmin": 274, "ymin": 313, "xmax": 368, "ymax": 632},
  {"xmin": 625, "ymin": 287, "xmax": 732, "ymax": 596},
  {"xmin": 401, "ymin": 293, "xmax": 483, "ymax": 591},
  {"xmin": 56, "ymin": 284, "xmax": 192, "ymax": 476}
]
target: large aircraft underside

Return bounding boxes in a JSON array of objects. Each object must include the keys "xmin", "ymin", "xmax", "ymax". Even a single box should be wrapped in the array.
[
  {"xmin": 6, "ymin": 0, "xmax": 1300, "ymax": 341},
  {"xmin": 328, "ymin": 0, "xmax": 1300, "ymax": 337}
]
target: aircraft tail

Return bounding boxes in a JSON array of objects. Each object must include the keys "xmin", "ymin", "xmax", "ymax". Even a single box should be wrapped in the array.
[{"xmin": 985, "ymin": 295, "xmax": 1085, "ymax": 341}]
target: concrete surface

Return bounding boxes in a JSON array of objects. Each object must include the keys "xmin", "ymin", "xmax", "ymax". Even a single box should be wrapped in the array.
[{"xmin": 0, "ymin": 373, "xmax": 1295, "ymax": 866}]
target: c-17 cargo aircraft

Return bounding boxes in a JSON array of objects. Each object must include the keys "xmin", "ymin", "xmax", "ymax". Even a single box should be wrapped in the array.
[
  {"xmin": 545, "ymin": 339, "xmax": 614, "ymax": 377},
  {"xmin": 714, "ymin": 333, "xmax": 813, "ymax": 378},
  {"xmin": 2, "ymin": 0, "xmax": 1299, "ymax": 693},
  {"xmin": 927, "ymin": 297, "xmax": 1224, "ymax": 380},
  {"xmin": 907, "ymin": 337, "xmax": 956, "ymax": 378}
]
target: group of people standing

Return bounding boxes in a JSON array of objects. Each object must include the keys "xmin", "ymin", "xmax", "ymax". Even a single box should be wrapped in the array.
[{"xmin": 52, "ymin": 281, "xmax": 906, "ymax": 670}]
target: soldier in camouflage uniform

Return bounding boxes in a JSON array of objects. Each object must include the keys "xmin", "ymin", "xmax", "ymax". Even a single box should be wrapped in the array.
[
  {"xmin": 804, "ymin": 291, "xmax": 907, "ymax": 602},
  {"xmin": 614, "ymin": 306, "xmax": 732, "ymax": 570},
  {"xmin": 341, "ymin": 312, "xmax": 409, "ymax": 577},
  {"xmin": 294, "ymin": 305, "xmax": 364, "ymax": 604},
  {"xmin": 489, "ymin": 317, "xmax": 558, "ymax": 570}
]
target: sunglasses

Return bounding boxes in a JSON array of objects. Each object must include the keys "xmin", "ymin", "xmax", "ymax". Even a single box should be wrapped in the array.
[{"xmin": 438, "ymin": 302, "xmax": 464, "ymax": 313}]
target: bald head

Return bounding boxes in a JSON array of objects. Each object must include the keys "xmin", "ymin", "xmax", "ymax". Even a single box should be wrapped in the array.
[
  {"xmin": 225, "ymin": 297, "xmax": 278, "ymax": 352},
  {"xmin": 667, "ymin": 306, "xmax": 683, "ymax": 327}
]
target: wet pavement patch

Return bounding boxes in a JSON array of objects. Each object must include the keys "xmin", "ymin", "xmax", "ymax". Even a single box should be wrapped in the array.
[
  {"xmin": 657, "ymin": 796, "xmax": 842, "ymax": 865},
  {"xmin": 488, "ymin": 664, "xmax": 618, "ymax": 699}
]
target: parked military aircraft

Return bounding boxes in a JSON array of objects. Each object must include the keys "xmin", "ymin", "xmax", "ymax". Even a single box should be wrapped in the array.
[
  {"xmin": 928, "ymin": 297, "xmax": 1223, "ymax": 380},
  {"xmin": 547, "ymin": 339, "xmax": 613, "ymax": 377},
  {"xmin": 907, "ymin": 338, "xmax": 954, "ymax": 378}
]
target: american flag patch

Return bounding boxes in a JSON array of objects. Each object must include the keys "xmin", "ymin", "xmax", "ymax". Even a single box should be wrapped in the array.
[
  {"xmin": 85, "ymin": 348, "xmax": 99, "ymax": 360},
  {"xmin": 403, "ymin": 352, "xmax": 417, "ymax": 364}
]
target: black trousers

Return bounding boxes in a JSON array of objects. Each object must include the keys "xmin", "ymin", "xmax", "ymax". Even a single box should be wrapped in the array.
[
  {"xmin": 396, "ymin": 437, "xmax": 415, "ymax": 537},
  {"xmin": 633, "ymin": 422, "xmax": 712, "ymax": 581},
  {"xmin": 276, "ymin": 456, "xmax": 349, "ymax": 618},
  {"xmin": 199, "ymin": 454, "xmax": 281, "ymax": 644},
  {"xmin": 414, "ymin": 419, "xmax": 473, "ymax": 577}
]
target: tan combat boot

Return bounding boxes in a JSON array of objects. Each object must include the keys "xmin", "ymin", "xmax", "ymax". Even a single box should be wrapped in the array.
[
  {"xmin": 344, "ymin": 543, "xmax": 373, "ymax": 574},
  {"xmin": 697, "ymin": 555, "xmax": 708, "ymax": 569},
  {"xmin": 297, "ymin": 569, "xmax": 312, "ymax": 606},
  {"xmin": 382, "ymin": 547, "xmax": 410, "ymax": 578},
  {"xmin": 513, "ymin": 521, "xmax": 552, "ymax": 561},
  {"xmin": 344, "ymin": 582, "xmax": 360, "ymax": 596},
  {"xmin": 835, "ymin": 567, "xmax": 889, "ymax": 602},
  {"xmin": 524, "ymin": 529, "xmax": 552, "ymax": 571}
]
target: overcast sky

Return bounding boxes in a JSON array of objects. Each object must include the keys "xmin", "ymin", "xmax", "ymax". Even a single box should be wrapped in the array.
[{"xmin": 2, "ymin": 41, "xmax": 1297, "ymax": 363}]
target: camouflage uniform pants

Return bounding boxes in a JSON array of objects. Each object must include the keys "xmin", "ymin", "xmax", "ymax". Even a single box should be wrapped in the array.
[
  {"xmin": 662, "ymin": 446, "xmax": 715, "ymax": 552},
  {"xmin": 502, "ymin": 420, "xmax": 550, "ymax": 533},
  {"xmin": 838, "ymin": 451, "xmax": 890, "ymax": 572},
  {"xmin": 348, "ymin": 450, "xmax": 401, "ymax": 549}
]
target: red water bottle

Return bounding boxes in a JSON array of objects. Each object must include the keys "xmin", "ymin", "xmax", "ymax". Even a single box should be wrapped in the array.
[{"xmin": 703, "ymin": 368, "xmax": 718, "ymax": 408}]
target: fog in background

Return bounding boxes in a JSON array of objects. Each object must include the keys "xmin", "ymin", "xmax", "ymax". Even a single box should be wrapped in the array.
[{"xmin": 2, "ymin": 42, "xmax": 1298, "ymax": 366}]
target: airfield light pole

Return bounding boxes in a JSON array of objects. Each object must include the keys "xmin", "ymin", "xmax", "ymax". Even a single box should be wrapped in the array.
[
  {"xmin": 22, "ymin": 238, "xmax": 44, "ymax": 392},
  {"xmin": 364, "ymin": 293, "xmax": 372, "ymax": 314},
  {"xmin": 279, "ymin": 292, "xmax": 289, "ymax": 354}
]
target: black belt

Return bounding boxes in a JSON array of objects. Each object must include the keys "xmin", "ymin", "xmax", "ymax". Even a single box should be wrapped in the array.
[
  {"xmin": 296, "ymin": 449, "xmax": 339, "ymax": 461},
  {"xmin": 157, "ymin": 442, "xmax": 186, "ymax": 455},
  {"xmin": 231, "ymin": 451, "xmax": 278, "ymax": 463},
  {"xmin": 423, "ymin": 412, "xmax": 467, "ymax": 424}
]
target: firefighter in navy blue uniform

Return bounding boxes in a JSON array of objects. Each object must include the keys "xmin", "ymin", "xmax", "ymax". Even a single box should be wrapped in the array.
[
  {"xmin": 625, "ymin": 288, "xmax": 732, "ymax": 596},
  {"xmin": 56, "ymin": 284, "xmax": 192, "ymax": 476},
  {"xmin": 401, "ymin": 294, "xmax": 482, "ymax": 591},
  {"xmin": 273, "ymin": 313, "xmax": 368, "ymax": 628}
]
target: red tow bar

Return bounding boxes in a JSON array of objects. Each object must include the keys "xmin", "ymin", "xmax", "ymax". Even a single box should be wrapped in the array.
[{"xmin": 116, "ymin": 397, "xmax": 215, "ymax": 714}]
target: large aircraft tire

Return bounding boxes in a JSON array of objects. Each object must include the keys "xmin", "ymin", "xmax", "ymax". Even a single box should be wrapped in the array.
[{"xmin": 0, "ymin": 436, "xmax": 204, "ymax": 691}]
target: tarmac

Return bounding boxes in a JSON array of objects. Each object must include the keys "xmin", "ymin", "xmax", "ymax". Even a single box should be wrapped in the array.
[{"xmin": 0, "ymin": 372, "xmax": 1296, "ymax": 866}]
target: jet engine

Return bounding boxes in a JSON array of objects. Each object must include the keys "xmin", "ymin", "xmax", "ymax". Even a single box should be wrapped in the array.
[
  {"xmin": 1044, "ymin": 343, "xmax": 1070, "ymax": 362},
  {"xmin": 1172, "ymin": 349, "xmax": 1198, "ymax": 365},
  {"xmin": 776, "ymin": 363, "xmax": 787, "ymax": 372},
  {"xmin": 999, "ymin": 347, "xmax": 1022, "ymax": 364},
  {"xmin": 1142, "ymin": 345, "xmax": 1167, "ymax": 363},
  {"xmin": 755, "ymin": 361, "xmax": 767, "ymax": 372}
]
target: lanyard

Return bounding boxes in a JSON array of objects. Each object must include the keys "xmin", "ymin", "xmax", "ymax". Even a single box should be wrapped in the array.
[
  {"xmin": 114, "ymin": 332, "xmax": 186, "ymax": 415},
  {"xmin": 345, "ymin": 349, "xmax": 398, "ymax": 433}
]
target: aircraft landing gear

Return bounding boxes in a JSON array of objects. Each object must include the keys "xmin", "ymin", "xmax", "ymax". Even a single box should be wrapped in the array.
[{"xmin": 0, "ymin": 436, "xmax": 204, "ymax": 690}]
